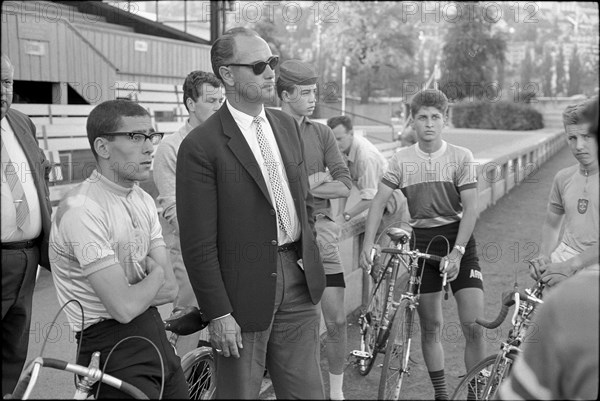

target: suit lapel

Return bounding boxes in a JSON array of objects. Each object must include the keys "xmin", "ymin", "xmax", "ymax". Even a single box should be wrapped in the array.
[
  {"xmin": 5, "ymin": 111, "xmax": 45, "ymax": 200},
  {"xmin": 220, "ymin": 106, "xmax": 273, "ymax": 205}
]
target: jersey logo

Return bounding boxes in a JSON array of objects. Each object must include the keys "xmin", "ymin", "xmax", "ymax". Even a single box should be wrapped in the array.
[{"xmin": 577, "ymin": 198, "xmax": 588, "ymax": 214}]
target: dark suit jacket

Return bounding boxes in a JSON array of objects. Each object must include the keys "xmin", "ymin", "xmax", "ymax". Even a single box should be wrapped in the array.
[
  {"xmin": 5, "ymin": 108, "xmax": 52, "ymax": 269},
  {"xmin": 176, "ymin": 105, "xmax": 325, "ymax": 331}
]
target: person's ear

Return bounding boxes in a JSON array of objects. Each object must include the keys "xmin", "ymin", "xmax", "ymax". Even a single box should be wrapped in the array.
[
  {"xmin": 94, "ymin": 137, "xmax": 110, "ymax": 160},
  {"xmin": 186, "ymin": 98, "xmax": 195, "ymax": 112},
  {"xmin": 219, "ymin": 66, "xmax": 235, "ymax": 87}
]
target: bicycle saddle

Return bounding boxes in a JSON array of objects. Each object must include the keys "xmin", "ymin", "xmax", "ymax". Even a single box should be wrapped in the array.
[
  {"xmin": 386, "ymin": 227, "xmax": 411, "ymax": 245},
  {"xmin": 164, "ymin": 305, "xmax": 209, "ymax": 335}
]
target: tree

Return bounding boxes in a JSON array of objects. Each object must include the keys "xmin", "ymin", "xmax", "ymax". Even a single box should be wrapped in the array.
[
  {"xmin": 542, "ymin": 51, "xmax": 554, "ymax": 97},
  {"xmin": 520, "ymin": 48, "xmax": 534, "ymax": 87},
  {"xmin": 320, "ymin": 2, "xmax": 416, "ymax": 103},
  {"xmin": 440, "ymin": 1, "xmax": 507, "ymax": 101},
  {"xmin": 555, "ymin": 47, "xmax": 566, "ymax": 96},
  {"xmin": 567, "ymin": 46, "xmax": 582, "ymax": 96}
]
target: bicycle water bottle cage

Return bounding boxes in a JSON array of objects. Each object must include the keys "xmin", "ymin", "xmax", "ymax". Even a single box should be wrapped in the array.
[
  {"xmin": 165, "ymin": 306, "xmax": 209, "ymax": 335},
  {"xmin": 387, "ymin": 227, "xmax": 411, "ymax": 245}
]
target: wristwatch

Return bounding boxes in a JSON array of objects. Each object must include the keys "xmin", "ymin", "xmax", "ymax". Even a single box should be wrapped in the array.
[
  {"xmin": 453, "ymin": 244, "xmax": 466, "ymax": 256},
  {"xmin": 343, "ymin": 213, "xmax": 352, "ymax": 222}
]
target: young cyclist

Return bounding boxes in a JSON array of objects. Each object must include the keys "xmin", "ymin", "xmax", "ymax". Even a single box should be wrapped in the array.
[{"xmin": 359, "ymin": 89, "xmax": 485, "ymax": 400}]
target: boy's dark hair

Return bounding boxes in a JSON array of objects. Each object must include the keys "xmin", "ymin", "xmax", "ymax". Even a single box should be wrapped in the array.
[
  {"xmin": 276, "ymin": 79, "xmax": 296, "ymax": 101},
  {"xmin": 211, "ymin": 27, "xmax": 259, "ymax": 82},
  {"xmin": 327, "ymin": 115, "xmax": 353, "ymax": 132},
  {"xmin": 86, "ymin": 100, "xmax": 150, "ymax": 158},
  {"xmin": 563, "ymin": 101, "xmax": 592, "ymax": 128},
  {"xmin": 580, "ymin": 97, "xmax": 599, "ymax": 138},
  {"xmin": 182, "ymin": 71, "xmax": 223, "ymax": 112},
  {"xmin": 410, "ymin": 89, "xmax": 449, "ymax": 117}
]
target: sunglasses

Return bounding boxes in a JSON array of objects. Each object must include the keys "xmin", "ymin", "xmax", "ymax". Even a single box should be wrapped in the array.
[
  {"xmin": 102, "ymin": 131, "xmax": 165, "ymax": 145},
  {"xmin": 226, "ymin": 55, "xmax": 279, "ymax": 75}
]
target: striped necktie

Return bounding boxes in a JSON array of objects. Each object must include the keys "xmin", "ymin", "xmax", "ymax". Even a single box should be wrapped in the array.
[
  {"xmin": 253, "ymin": 116, "xmax": 293, "ymax": 239},
  {"xmin": 1, "ymin": 134, "xmax": 30, "ymax": 229}
]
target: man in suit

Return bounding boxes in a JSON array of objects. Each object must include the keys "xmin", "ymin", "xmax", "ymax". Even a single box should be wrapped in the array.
[
  {"xmin": 1, "ymin": 53, "xmax": 52, "ymax": 395},
  {"xmin": 176, "ymin": 28, "xmax": 326, "ymax": 399}
]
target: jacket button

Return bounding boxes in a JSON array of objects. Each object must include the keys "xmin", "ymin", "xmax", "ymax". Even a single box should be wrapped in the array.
[
  {"xmin": 271, "ymin": 240, "xmax": 277, "ymax": 246},
  {"xmin": 271, "ymin": 273, "xmax": 277, "ymax": 277},
  {"xmin": 269, "ymin": 209, "xmax": 276, "ymax": 215}
]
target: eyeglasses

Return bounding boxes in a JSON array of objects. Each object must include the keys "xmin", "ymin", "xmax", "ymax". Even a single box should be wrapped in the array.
[
  {"xmin": 102, "ymin": 131, "xmax": 164, "ymax": 145},
  {"xmin": 226, "ymin": 55, "xmax": 279, "ymax": 75}
]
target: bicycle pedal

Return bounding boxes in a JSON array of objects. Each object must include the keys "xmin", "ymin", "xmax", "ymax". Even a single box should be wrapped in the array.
[{"xmin": 350, "ymin": 350, "xmax": 372, "ymax": 359}]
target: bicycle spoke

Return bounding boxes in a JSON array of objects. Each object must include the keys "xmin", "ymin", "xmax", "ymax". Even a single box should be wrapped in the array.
[{"xmin": 378, "ymin": 299, "xmax": 414, "ymax": 400}]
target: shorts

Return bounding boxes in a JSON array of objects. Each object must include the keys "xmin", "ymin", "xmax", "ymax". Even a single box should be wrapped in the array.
[
  {"xmin": 412, "ymin": 222, "xmax": 483, "ymax": 294},
  {"xmin": 315, "ymin": 214, "xmax": 344, "ymax": 275},
  {"xmin": 326, "ymin": 272, "xmax": 346, "ymax": 288}
]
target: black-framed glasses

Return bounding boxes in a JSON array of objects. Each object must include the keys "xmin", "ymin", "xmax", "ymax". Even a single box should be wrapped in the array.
[
  {"xmin": 226, "ymin": 55, "xmax": 279, "ymax": 75},
  {"xmin": 102, "ymin": 131, "xmax": 164, "ymax": 145}
]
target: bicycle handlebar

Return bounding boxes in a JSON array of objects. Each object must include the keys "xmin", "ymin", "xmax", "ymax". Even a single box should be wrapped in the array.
[
  {"xmin": 475, "ymin": 289, "xmax": 543, "ymax": 329},
  {"xmin": 380, "ymin": 247, "xmax": 444, "ymax": 263},
  {"xmin": 9, "ymin": 357, "xmax": 149, "ymax": 399}
]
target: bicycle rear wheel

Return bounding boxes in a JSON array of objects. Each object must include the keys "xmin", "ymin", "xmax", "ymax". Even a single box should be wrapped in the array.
[
  {"xmin": 181, "ymin": 346, "xmax": 216, "ymax": 400},
  {"xmin": 378, "ymin": 299, "xmax": 415, "ymax": 400},
  {"xmin": 450, "ymin": 354, "xmax": 513, "ymax": 400}
]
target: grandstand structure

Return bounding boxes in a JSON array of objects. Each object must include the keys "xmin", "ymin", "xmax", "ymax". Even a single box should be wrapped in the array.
[{"xmin": 1, "ymin": 0, "xmax": 215, "ymax": 199}]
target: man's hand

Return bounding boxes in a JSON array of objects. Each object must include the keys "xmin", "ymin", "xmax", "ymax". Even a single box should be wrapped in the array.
[
  {"xmin": 540, "ymin": 261, "xmax": 573, "ymax": 287},
  {"xmin": 359, "ymin": 243, "xmax": 379, "ymax": 271},
  {"xmin": 529, "ymin": 256, "xmax": 550, "ymax": 281},
  {"xmin": 441, "ymin": 249, "xmax": 461, "ymax": 282},
  {"xmin": 208, "ymin": 315, "xmax": 243, "ymax": 358}
]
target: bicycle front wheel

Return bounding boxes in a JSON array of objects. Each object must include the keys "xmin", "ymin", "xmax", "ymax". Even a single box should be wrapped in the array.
[
  {"xmin": 450, "ymin": 354, "xmax": 513, "ymax": 400},
  {"xmin": 378, "ymin": 299, "xmax": 415, "ymax": 400},
  {"xmin": 181, "ymin": 346, "xmax": 216, "ymax": 400}
]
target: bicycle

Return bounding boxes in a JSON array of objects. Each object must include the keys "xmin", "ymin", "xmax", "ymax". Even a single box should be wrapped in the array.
[
  {"xmin": 449, "ymin": 266, "xmax": 553, "ymax": 400},
  {"xmin": 9, "ymin": 305, "xmax": 214, "ymax": 400},
  {"xmin": 350, "ymin": 227, "xmax": 448, "ymax": 400}
]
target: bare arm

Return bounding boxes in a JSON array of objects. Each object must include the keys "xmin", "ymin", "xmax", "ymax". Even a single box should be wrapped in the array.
[
  {"xmin": 359, "ymin": 183, "xmax": 394, "ymax": 269},
  {"xmin": 442, "ymin": 187, "xmax": 478, "ymax": 282},
  {"xmin": 87, "ymin": 263, "xmax": 165, "ymax": 324},
  {"xmin": 147, "ymin": 246, "xmax": 178, "ymax": 306},
  {"xmin": 539, "ymin": 209, "xmax": 564, "ymax": 260}
]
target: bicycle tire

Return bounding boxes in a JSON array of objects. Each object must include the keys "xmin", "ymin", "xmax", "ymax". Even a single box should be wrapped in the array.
[
  {"xmin": 358, "ymin": 262, "xmax": 393, "ymax": 376},
  {"xmin": 378, "ymin": 298, "xmax": 415, "ymax": 400},
  {"xmin": 450, "ymin": 354, "xmax": 513, "ymax": 400},
  {"xmin": 181, "ymin": 346, "xmax": 216, "ymax": 400}
]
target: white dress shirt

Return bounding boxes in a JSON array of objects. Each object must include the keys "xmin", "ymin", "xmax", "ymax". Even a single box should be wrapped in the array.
[
  {"xmin": 1, "ymin": 118, "xmax": 42, "ymax": 241},
  {"xmin": 226, "ymin": 101, "xmax": 300, "ymax": 244}
]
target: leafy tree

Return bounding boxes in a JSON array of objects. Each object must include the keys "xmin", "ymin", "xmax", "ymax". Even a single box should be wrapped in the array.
[
  {"xmin": 520, "ymin": 48, "xmax": 533, "ymax": 87},
  {"xmin": 439, "ymin": 1, "xmax": 506, "ymax": 100},
  {"xmin": 542, "ymin": 51, "xmax": 554, "ymax": 97},
  {"xmin": 555, "ymin": 47, "xmax": 566, "ymax": 96},
  {"xmin": 320, "ymin": 2, "xmax": 416, "ymax": 103},
  {"xmin": 567, "ymin": 46, "xmax": 582, "ymax": 96}
]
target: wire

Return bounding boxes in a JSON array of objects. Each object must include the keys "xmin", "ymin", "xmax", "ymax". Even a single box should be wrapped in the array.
[
  {"xmin": 95, "ymin": 335, "xmax": 165, "ymax": 399},
  {"xmin": 419, "ymin": 234, "xmax": 451, "ymax": 299},
  {"xmin": 39, "ymin": 299, "xmax": 84, "ymax": 358}
]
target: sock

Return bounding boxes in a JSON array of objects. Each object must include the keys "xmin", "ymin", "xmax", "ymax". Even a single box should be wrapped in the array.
[
  {"xmin": 428, "ymin": 369, "xmax": 449, "ymax": 400},
  {"xmin": 329, "ymin": 372, "xmax": 344, "ymax": 400}
]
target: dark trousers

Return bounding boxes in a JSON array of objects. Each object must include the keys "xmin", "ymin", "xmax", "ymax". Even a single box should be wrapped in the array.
[
  {"xmin": 76, "ymin": 307, "xmax": 188, "ymax": 399},
  {"xmin": 214, "ymin": 249, "xmax": 325, "ymax": 399},
  {"xmin": 2, "ymin": 246, "xmax": 39, "ymax": 397}
]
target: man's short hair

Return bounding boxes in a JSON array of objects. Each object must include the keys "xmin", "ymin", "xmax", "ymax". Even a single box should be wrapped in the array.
[
  {"xmin": 582, "ymin": 97, "xmax": 599, "ymax": 139},
  {"xmin": 1, "ymin": 54, "xmax": 14, "ymax": 74},
  {"xmin": 327, "ymin": 115, "xmax": 353, "ymax": 132},
  {"xmin": 86, "ymin": 100, "xmax": 150, "ymax": 158},
  {"xmin": 564, "ymin": 98, "xmax": 596, "ymax": 129},
  {"xmin": 410, "ymin": 89, "xmax": 449, "ymax": 117},
  {"xmin": 211, "ymin": 27, "xmax": 260, "ymax": 82},
  {"xmin": 182, "ymin": 71, "xmax": 222, "ymax": 112}
]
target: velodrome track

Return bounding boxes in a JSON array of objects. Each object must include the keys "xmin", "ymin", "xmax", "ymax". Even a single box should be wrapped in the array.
[{"xmin": 24, "ymin": 130, "xmax": 571, "ymax": 399}]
